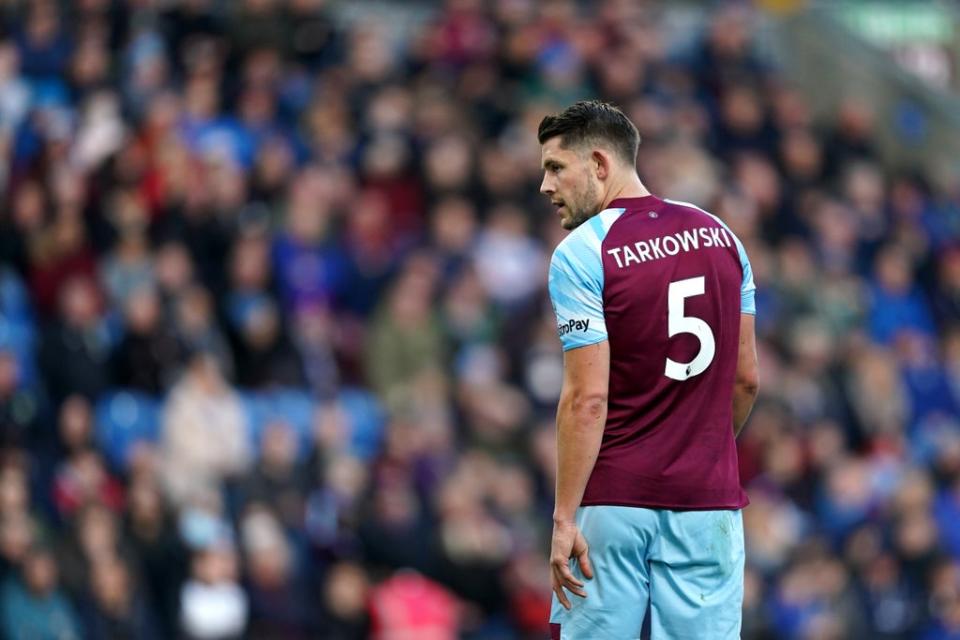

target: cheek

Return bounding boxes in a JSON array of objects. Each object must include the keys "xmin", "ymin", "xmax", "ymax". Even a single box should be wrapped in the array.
[{"xmin": 564, "ymin": 178, "xmax": 584, "ymax": 203}]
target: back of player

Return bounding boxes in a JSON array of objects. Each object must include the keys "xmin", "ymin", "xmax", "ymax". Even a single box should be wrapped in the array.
[
  {"xmin": 548, "ymin": 195, "xmax": 754, "ymax": 639},
  {"xmin": 586, "ymin": 195, "xmax": 751, "ymax": 511}
]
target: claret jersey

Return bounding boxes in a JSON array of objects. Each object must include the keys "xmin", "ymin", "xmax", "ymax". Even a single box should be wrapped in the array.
[{"xmin": 548, "ymin": 195, "xmax": 756, "ymax": 510}]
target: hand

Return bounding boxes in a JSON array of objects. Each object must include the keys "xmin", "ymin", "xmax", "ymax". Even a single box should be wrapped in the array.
[{"xmin": 550, "ymin": 519, "xmax": 593, "ymax": 610}]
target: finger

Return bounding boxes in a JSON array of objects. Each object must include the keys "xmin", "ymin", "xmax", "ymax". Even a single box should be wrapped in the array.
[
  {"xmin": 553, "ymin": 565, "xmax": 586, "ymax": 604},
  {"xmin": 551, "ymin": 558, "xmax": 584, "ymax": 587},
  {"xmin": 577, "ymin": 548, "xmax": 593, "ymax": 580},
  {"xmin": 552, "ymin": 575, "xmax": 571, "ymax": 610},
  {"xmin": 555, "ymin": 562, "xmax": 583, "ymax": 589},
  {"xmin": 558, "ymin": 566, "xmax": 587, "ymax": 598}
]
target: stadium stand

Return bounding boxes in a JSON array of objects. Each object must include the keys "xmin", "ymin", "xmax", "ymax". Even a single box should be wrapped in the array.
[{"xmin": 0, "ymin": 1, "xmax": 958, "ymax": 638}]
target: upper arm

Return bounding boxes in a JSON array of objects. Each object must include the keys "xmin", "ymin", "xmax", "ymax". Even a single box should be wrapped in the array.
[
  {"xmin": 733, "ymin": 233, "xmax": 758, "ymax": 389},
  {"xmin": 736, "ymin": 313, "xmax": 759, "ymax": 391},
  {"xmin": 732, "ymin": 234, "xmax": 756, "ymax": 316},
  {"xmin": 548, "ymin": 236, "xmax": 608, "ymax": 351},
  {"xmin": 562, "ymin": 340, "xmax": 610, "ymax": 401}
]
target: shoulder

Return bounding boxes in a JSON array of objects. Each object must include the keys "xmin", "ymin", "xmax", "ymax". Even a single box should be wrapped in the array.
[
  {"xmin": 663, "ymin": 198, "xmax": 749, "ymax": 253},
  {"xmin": 661, "ymin": 199, "xmax": 748, "ymax": 251},
  {"xmin": 662, "ymin": 197, "xmax": 726, "ymax": 227},
  {"xmin": 551, "ymin": 207, "xmax": 627, "ymax": 269},
  {"xmin": 551, "ymin": 224, "xmax": 598, "ymax": 270}
]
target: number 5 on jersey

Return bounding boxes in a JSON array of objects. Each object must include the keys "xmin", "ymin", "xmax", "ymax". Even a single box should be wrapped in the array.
[{"xmin": 665, "ymin": 276, "xmax": 716, "ymax": 381}]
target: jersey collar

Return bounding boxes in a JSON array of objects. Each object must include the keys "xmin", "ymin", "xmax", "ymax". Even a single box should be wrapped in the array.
[{"xmin": 607, "ymin": 195, "xmax": 661, "ymax": 210}]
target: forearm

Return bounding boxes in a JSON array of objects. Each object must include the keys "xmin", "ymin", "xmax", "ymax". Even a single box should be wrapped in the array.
[
  {"xmin": 733, "ymin": 314, "xmax": 759, "ymax": 438},
  {"xmin": 732, "ymin": 383, "xmax": 758, "ymax": 438},
  {"xmin": 554, "ymin": 391, "xmax": 607, "ymax": 523}
]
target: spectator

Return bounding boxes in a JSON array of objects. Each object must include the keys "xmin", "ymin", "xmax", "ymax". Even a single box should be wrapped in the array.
[
  {"xmin": 160, "ymin": 352, "xmax": 250, "ymax": 508},
  {"xmin": 239, "ymin": 420, "xmax": 307, "ymax": 530},
  {"xmin": 51, "ymin": 449, "xmax": 124, "ymax": 520},
  {"xmin": 15, "ymin": 1, "xmax": 71, "ymax": 80},
  {"xmin": 180, "ymin": 539, "xmax": 248, "ymax": 640},
  {"xmin": 824, "ymin": 97, "xmax": 880, "ymax": 173},
  {"xmin": 0, "ymin": 462, "xmax": 30, "ymax": 523},
  {"xmin": 471, "ymin": 203, "xmax": 547, "ymax": 309},
  {"xmin": 357, "ymin": 479, "xmax": 436, "ymax": 576},
  {"xmin": 933, "ymin": 247, "xmax": 960, "ymax": 328},
  {"xmin": 0, "ymin": 2, "xmax": 956, "ymax": 637},
  {"xmin": 272, "ymin": 168, "xmax": 348, "ymax": 312},
  {"xmin": 367, "ymin": 570, "xmax": 460, "ymax": 640},
  {"xmin": 38, "ymin": 276, "xmax": 111, "ymax": 404},
  {"xmin": 290, "ymin": 303, "xmax": 339, "ymax": 398},
  {"xmin": 314, "ymin": 561, "xmax": 371, "ymax": 639},
  {"xmin": 56, "ymin": 394, "xmax": 94, "ymax": 455},
  {"xmin": 0, "ymin": 350, "xmax": 40, "ymax": 447},
  {"xmin": 112, "ymin": 284, "xmax": 184, "ymax": 394},
  {"xmin": 154, "ymin": 241, "xmax": 195, "ymax": 316},
  {"xmin": 57, "ymin": 503, "xmax": 137, "ymax": 599},
  {"xmin": 229, "ymin": 296, "xmax": 306, "ymax": 389},
  {"xmin": 0, "ymin": 40, "xmax": 31, "ymax": 137},
  {"xmin": 870, "ymin": 244, "xmax": 937, "ymax": 344},
  {"xmin": 28, "ymin": 212, "xmax": 99, "ymax": 320},
  {"xmin": 173, "ymin": 284, "xmax": 234, "ymax": 381},
  {"xmin": 0, "ymin": 511, "xmax": 35, "ymax": 576},
  {"xmin": 124, "ymin": 475, "xmax": 186, "ymax": 639},
  {"xmin": 240, "ymin": 505, "xmax": 310, "ymax": 637},
  {"xmin": 0, "ymin": 544, "xmax": 82, "ymax": 640},
  {"xmin": 84, "ymin": 555, "xmax": 160, "ymax": 640},
  {"xmin": 365, "ymin": 257, "xmax": 446, "ymax": 407},
  {"xmin": 100, "ymin": 189, "xmax": 155, "ymax": 309}
]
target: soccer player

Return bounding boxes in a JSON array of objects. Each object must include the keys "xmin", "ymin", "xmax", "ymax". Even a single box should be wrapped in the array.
[{"xmin": 540, "ymin": 100, "xmax": 759, "ymax": 639}]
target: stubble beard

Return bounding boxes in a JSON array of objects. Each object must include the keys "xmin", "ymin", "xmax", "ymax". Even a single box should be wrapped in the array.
[{"xmin": 562, "ymin": 180, "xmax": 600, "ymax": 230}]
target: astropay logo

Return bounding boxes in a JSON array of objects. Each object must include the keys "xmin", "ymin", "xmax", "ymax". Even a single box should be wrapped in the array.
[{"xmin": 557, "ymin": 318, "xmax": 590, "ymax": 337}]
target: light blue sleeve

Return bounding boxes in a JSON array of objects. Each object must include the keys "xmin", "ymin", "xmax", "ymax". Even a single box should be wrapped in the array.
[
  {"xmin": 730, "ymin": 234, "xmax": 756, "ymax": 316},
  {"xmin": 548, "ymin": 226, "xmax": 608, "ymax": 351}
]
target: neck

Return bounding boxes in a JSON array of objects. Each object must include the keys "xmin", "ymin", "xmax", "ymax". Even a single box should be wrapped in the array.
[{"xmin": 600, "ymin": 174, "xmax": 650, "ymax": 211}]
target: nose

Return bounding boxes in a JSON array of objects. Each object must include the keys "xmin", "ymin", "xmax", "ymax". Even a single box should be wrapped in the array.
[{"xmin": 540, "ymin": 173, "xmax": 553, "ymax": 196}]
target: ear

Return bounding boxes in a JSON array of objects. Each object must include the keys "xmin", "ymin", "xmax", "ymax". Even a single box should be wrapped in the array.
[{"xmin": 591, "ymin": 150, "xmax": 611, "ymax": 181}]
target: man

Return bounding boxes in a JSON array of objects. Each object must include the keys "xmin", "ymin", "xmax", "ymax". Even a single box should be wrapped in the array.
[{"xmin": 541, "ymin": 100, "xmax": 759, "ymax": 639}]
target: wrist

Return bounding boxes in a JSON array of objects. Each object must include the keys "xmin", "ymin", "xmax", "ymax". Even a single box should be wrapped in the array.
[{"xmin": 553, "ymin": 512, "xmax": 576, "ymax": 525}]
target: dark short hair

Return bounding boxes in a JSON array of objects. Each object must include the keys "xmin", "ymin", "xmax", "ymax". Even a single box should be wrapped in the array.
[{"xmin": 537, "ymin": 100, "xmax": 640, "ymax": 166}]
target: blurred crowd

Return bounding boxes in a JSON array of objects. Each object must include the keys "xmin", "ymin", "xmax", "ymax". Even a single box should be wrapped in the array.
[{"xmin": 0, "ymin": 0, "xmax": 958, "ymax": 638}]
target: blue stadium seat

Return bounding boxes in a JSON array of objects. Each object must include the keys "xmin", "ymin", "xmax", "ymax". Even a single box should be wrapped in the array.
[
  {"xmin": 240, "ymin": 388, "xmax": 315, "ymax": 460},
  {"xmin": 0, "ymin": 270, "xmax": 37, "ymax": 387},
  {"xmin": 237, "ymin": 388, "xmax": 386, "ymax": 461},
  {"xmin": 337, "ymin": 387, "xmax": 385, "ymax": 461},
  {"xmin": 239, "ymin": 391, "xmax": 272, "ymax": 452},
  {"xmin": 94, "ymin": 390, "xmax": 162, "ymax": 471},
  {"xmin": 268, "ymin": 388, "xmax": 314, "ymax": 453}
]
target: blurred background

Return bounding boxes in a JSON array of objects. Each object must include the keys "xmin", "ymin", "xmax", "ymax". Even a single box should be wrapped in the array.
[{"xmin": 0, "ymin": 0, "xmax": 959, "ymax": 638}]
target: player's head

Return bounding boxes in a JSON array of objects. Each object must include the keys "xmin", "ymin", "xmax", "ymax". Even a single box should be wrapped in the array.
[{"xmin": 538, "ymin": 100, "xmax": 640, "ymax": 230}]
